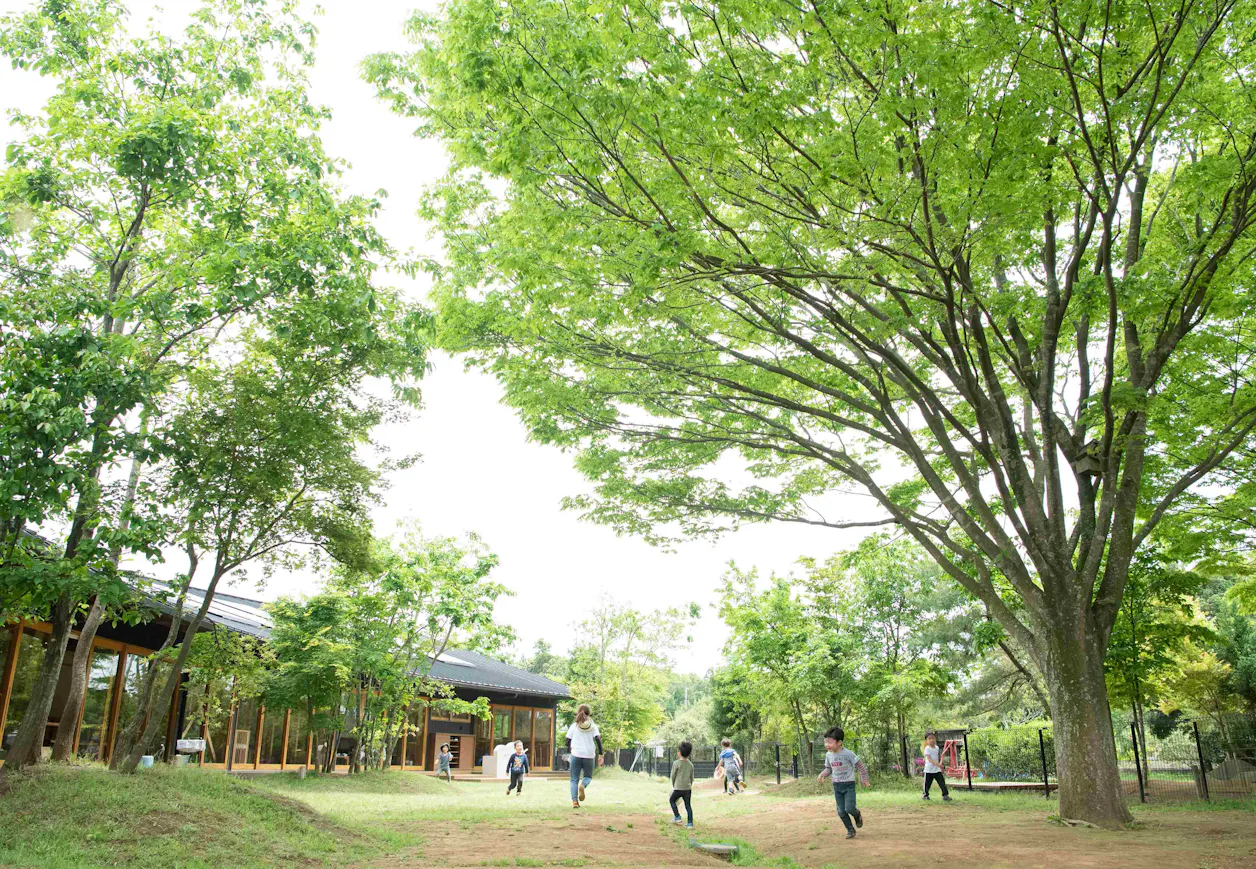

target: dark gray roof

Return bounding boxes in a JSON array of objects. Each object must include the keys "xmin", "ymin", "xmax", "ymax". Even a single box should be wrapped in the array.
[
  {"xmin": 147, "ymin": 583, "xmax": 568, "ymax": 700},
  {"xmin": 426, "ymin": 647, "xmax": 570, "ymax": 699},
  {"xmin": 147, "ymin": 581, "xmax": 273, "ymax": 640}
]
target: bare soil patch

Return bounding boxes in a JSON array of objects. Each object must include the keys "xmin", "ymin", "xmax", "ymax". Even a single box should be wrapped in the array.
[
  {"xmin": 706, "ymin": 799, "xmax": 1256, "ymax": 869},
  {"xmin": 374, "ymin": 815, "xmax": 718, "ymax": 867}
]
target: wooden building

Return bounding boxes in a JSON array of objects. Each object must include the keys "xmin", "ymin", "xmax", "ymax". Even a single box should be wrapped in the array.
[{"xmin": 0, "ymin": 588, "xmax": 568, "ymax": 772}]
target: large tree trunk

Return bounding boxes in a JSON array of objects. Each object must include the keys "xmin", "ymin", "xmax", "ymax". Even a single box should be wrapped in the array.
[
  {"xmin": 53, "ymin": 431, "xmax": 148, "ymax": 763},
  {"xmin": 49, "ymin": 595, "xmax": 106, "ymax": 762},
  {"xmin": 1041, "ymin": 621, "xmax": 1132, "ymax": 828},
  {"xmin": 3, "ymin": 595, "xmax": 75, "ymax": 769},
  {"xmin": 116, "ymin": 566, "xmax": 223, "ymax": 773}
]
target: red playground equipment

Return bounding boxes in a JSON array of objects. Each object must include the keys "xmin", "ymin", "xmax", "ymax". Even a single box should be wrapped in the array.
[{"xmin": 940, "ymin": 738, "xmax": 968, "ymax": 779}]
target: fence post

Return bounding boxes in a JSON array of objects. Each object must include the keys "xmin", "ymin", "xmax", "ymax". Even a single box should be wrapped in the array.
[
  {"xmin": 1130, "ymin": 722, "xmax": 1146, "ymax": 804},
  {"xmin": 1037, "ymin": 728, "xmax": 1050, "ymax": 799},
  {"xmin": 962, "ymin": 730, "xmax": 973, "ymax": 791},
  {"xmin": 1192, "ymin": 720, "xmax": 1210, "ymax": 801}
]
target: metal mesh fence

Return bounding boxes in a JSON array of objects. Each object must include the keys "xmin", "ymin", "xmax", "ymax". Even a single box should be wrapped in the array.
[{"xmin": 614, "ymin": 713, "xmax": 1254, "ymax": 804}]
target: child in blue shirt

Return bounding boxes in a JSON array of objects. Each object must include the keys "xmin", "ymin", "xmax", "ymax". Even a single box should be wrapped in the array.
[
  {"xmin": 506, "ymin": 740, "xmax": 530, "ymax": 795},
  {"xmin": 716, "ymin": 739, "xmax": 745, "ymax": 793}
]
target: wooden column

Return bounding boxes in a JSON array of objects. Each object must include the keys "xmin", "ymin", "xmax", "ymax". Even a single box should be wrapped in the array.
[{"xmin": 0, "ymin": 623, "xmax": 25, "ymax": 741}]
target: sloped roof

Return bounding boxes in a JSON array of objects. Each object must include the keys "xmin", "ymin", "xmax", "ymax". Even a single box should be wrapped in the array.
[
  {"xmin": 147, "ymin": 581, "xmax": 274, "ymax": 640},
  {"xmin": 426, "ymin": 647, "xmax": 570, "ymax": 699},
  {"xmin": 147, "ymin": 583, "xmax": 568, "ymax": 699}
]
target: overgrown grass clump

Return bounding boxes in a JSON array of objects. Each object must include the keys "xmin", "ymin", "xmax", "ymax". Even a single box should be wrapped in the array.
[{"xmin": 0, "ymin": 764, "xmax": 375, "ymax": 868}]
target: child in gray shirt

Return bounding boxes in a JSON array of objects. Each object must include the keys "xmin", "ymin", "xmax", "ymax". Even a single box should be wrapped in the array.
[{"xmin": 816, "ymin": 726, "xmax": 870, "ymax": 839}]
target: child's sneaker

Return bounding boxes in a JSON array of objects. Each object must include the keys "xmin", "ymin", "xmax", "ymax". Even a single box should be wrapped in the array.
[
  {"xmin": 942, "ymin": 795, "xmax": 953, "ymax": 802},
  {"xmin": 685, "ymin": 823, "xmax": 694, "ymax": 829},
  {"xmin": 572, "ymin": 800, "xmax": 580, "ymax": 809},
  {"xmin": 845, "ymin": 830, "xmax": 856, "ymax": 839},
  {"xmin": 921, "ymin": 794, "xmax": 930, "ymax": 800},
  {"xmin": 854, "ymin": 811, "xmax": 863, "ymax": 829},
  {"xmin": 672, "ymin": 818, "xmax": 684, "ymax": 825}
]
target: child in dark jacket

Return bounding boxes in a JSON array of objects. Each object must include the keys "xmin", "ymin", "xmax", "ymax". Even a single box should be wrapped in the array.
[
  {"xmin": 506, "ymin": 740, "xmax": 530, "ymax": 795},
  {"xmin": 669, "ymin": 741, "xmax": 695, "ymax": 828}
]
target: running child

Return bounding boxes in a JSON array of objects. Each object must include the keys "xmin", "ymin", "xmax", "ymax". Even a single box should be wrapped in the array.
[
  {"xmin": 668, "ymin": 741, "xmax": 695, "ymax": 828},
  {"xmin": 717, "ymin": 739, "xmax": 745, "ymax": 794},
  {"xmin": 506, "ymin": 739, "xmax": 530, "ymax": 795},
  {"xmin": 921, "ymin": 731, "xmax": 952, "ymax": 801},
  {"xmin": 816, "ymin": 726, "xmax": 870, "ymax": 839},
  {"xmin": 437, "ymin": 743, "xmax": 453, "ymax": 783}
]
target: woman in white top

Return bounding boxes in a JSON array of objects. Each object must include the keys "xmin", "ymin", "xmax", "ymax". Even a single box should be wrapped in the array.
[{"xmin": 565, "ymin": 703, "xmax": 604, "ymax": 809}]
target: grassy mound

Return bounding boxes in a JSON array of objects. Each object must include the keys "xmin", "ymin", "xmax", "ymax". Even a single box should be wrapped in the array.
[
  {"xmin": 250, "ymin": 768, "xmax": 451, "ymax": 796},
  {"xmin": 0, "ymin": 764, "xmax": 372, "ymax": 869}
]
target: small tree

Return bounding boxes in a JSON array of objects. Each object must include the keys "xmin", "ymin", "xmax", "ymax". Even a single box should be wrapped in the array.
[{"xmin": 267, "ymin": 528, "xmax": 512, "ymax": 774}]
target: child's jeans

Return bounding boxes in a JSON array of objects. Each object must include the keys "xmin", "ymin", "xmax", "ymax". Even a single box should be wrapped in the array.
[
  {"xmin": 832, "ymin": 781, "xmax": 861, "ymax": 833},
  {"xmin": 508, "ymin": 770, "xmax": 525, "ymax": 793},
  {"xmin": 669, "ymin": 789, "xmax": 693, "ymax": 824},
  {"xmin": 923, "ymin": 771, "xmax": 949, "ymax": 797}
]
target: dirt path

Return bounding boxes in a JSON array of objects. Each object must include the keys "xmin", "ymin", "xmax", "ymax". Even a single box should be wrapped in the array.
[
  {"xmin": 371, "ymin": 814, "xmax": 717, "ymax": 867},
  {"xmin": 706, "ymin": 799, "xmax": 1256, "ymax": 869}
]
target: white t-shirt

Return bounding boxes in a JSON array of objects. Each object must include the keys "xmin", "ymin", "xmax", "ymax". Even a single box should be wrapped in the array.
[
  {"xmin": 566, "ymin": 720, "xmax": 601, "ymax": 759},
  {"xmin": 923, "ymin": 744, "xmax": 942, "ymax": 774}
]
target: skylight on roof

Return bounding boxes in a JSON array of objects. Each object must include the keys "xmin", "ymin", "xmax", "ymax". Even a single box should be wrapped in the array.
[{"xmin": 434, "ymin": 652, "xmax": 475, "ymax": 668}]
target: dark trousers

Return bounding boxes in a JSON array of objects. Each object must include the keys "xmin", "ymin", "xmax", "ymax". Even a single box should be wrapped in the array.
[
  {"xmin": 669, "ymin": 789, "xmax": 693, "ymax": 824},
  {"xmin": 832, "ymin": 781, "xmax": 861, "ymax": 833},
  {"xmin": 923, "ymin": 771, "xmax": 949, "ymax": 797},
  {"xmin": 508, "ymin": 770, "xmax": 525, "ymax": 793}
]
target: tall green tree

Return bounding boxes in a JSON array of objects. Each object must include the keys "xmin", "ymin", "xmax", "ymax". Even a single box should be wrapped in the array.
[
  {"xmin": 370, "ymin": 0, "xmax": 1256, "ymax": 826},
  {"xmin": 563, "ymin": 598, "xmax": 697, "ymax": 749},
  {"xmin": 0, "ymin": 0, "xmax": 426, "ymax": 771}
]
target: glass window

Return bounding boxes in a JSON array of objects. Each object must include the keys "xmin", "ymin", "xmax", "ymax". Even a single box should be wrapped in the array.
[
  {"xmin": 285, "ymin": 706, "xmax": 309, "ymax": 767},
  {"xmin": 76, "ymin": 647, "xmax": 119, "ymax": 761},
  {"xmin": 474, "ymin": 714, "xmax": 492, "ymax": 766},
  {"xmin": 1, "ymin": 631, "xmax": 47, "ymax": 761},
  {"xmin": 232, "ymin": 699, "xmax": 259, "ymax": 767},
  {"xmin": 389, "ymin": 713, "xmax": 405, "ymax": 767},
  {"xmin": 533, "ymin": 710, "xmax": 552, "ymax": 768},
  {"xmin": 203, "ymin": 679, "xmax": 234, "ymax": 764},
  {"xmin": 492, "ymin": 707, "xmax": 511, "ymax": 747},
  {"xmin": 513, "ymin": 708, "xmax": 533, "ymax": 748},
  {"xmin": 258, "ymin": 708, "xmax": 285, "ymax": 765},
  {"xmin": 404, "ymin": 706, "xmax": 425, "ymax": 767}
]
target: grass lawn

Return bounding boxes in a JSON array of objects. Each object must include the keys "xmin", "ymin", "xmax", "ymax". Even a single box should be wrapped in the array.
[
  {"xmin": 0, "ymin": 763, "xmax": 375, "ymax": 868},
  {"xmin": 0, "ymin": 765, "xmax": 1252, "ymax": 867}
]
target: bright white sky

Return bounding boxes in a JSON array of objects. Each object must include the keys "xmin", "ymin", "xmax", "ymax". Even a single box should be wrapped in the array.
[{"xmin": 0, "ymin": 0, "xmax": 872, "ymax": 674}]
